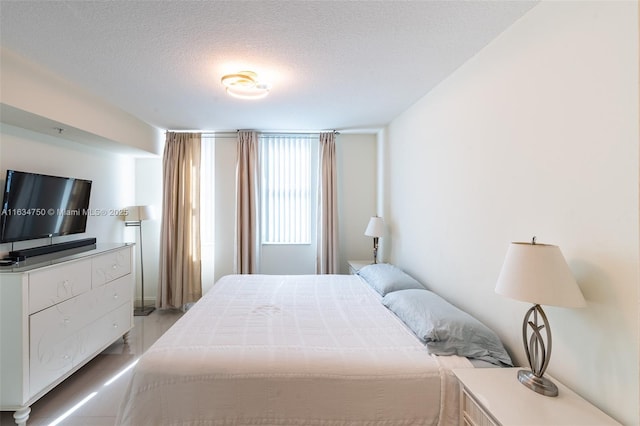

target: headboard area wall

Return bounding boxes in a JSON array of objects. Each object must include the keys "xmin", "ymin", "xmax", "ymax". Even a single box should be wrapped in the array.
[{"xmin": 384, "ymin": 1, "xmax": 638, "ymax": 425}]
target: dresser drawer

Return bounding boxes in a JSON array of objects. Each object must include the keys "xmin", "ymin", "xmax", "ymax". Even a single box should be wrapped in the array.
[
  {"xmin": 461, "ymin": 388, "xmax": 499, "ymax": 426},
  {"xmin": 28, "ymin": 259, "xmax": 92, "ymax": 314},
  {"xmin": 29, "ymin": 322, "xmax": 83, "ymax": 397},
  {"xmin": 29, "ymin": 298, "xmax": 132, "ymax": 397},
  {"xmin": 30, "ymin": 275, "xmax": 132, "ymax": 360},
  {"xmin": 92, "ymin": 248, "xmax": 131, "ymax": 287},
  {"xmin": 85, "ymin": 301, "xmax": 133, "ymax": 354},
  {"xmin": 96, "ymin": 274, "xmax": 133, "ymax": 314},
  {"xmin": 30, "ymin": 290, "xmax": 97, "ymax": 357}
]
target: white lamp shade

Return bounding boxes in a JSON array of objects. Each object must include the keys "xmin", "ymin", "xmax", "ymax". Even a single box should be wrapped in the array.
[
  {"xmin": 495, "ymin": 242, "xmax": 586, "ymax": 308},
  {"xmin": 126, "ymin": 205, "xmax": 155, "ymax": 221},
  {"xmin": 364, "ymin": 216, "xmax": 385, "ymax": 237}
]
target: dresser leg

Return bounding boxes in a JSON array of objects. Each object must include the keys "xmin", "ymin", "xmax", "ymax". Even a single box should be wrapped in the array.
[
  {"xmin": 13, "ymin": 406, "xmax": 30, "ymax": 426},
  {"xmin": 123, "ymin": 331, "xmax": 130, "ymax": 345}
]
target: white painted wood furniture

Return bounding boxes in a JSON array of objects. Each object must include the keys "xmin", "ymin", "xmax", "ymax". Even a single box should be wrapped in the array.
[
  {"xmin": 0, "ymin": 244, "xmax": 134, "ymax": 425},
  {"xmin": 453, "ymin": 367, "xmax": 621, "ymax": 426},
  {"xmin": 347, "ymin": 260, "xmax": 371, "ymax": 274}
]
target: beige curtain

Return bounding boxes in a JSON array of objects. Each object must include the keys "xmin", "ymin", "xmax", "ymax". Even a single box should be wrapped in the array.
[
  {"xmin": 316, "ymin": 132, "xmax": 339, "ymax": 274},
  {"xmin": 234, "ymin": 130, "xmax": 260, "ymax": 274},
  {"xmin": 158, "ymin": 132, "xmax": 202, "ymax": 309}
]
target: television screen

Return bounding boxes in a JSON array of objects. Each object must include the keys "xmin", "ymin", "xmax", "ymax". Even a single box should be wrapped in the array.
[{"xmin": 0, "ymin": 170, "xmax": 92, "ymax": 243}]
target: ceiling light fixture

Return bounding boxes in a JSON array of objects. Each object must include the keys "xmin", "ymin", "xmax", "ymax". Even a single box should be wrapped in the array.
[{"xmin": 221, "ymin": 70, "xmax": 270, "ymax": 100}]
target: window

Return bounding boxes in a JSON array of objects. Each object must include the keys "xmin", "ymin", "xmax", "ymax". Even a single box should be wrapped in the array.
[{"xmin": 260, "ymin": 134, "xmax": 314, "ymax": 244}]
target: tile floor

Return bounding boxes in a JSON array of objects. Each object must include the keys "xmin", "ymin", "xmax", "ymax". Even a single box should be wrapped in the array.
[{"xmin": 1, "ymin": 309, "xmax": 183, "ymax": 426}]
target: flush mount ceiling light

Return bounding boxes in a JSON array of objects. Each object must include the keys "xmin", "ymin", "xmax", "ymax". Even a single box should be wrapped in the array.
[{"xmin": 221, "ymin": 70, "xmax": 270, "ymax": 100}]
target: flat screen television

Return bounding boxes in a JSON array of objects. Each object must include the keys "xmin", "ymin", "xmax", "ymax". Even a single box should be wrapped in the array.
[{"xmin": 0, "ymin": 170, "xmax": 92, "ymax": 243}]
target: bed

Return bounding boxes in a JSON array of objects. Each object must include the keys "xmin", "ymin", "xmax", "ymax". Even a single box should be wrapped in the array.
[{"xmin": 116, "ymin": 270, "xmax": 511, "ymax": 425}]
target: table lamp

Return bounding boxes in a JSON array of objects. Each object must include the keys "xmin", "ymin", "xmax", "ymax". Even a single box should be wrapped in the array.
[
  {"xmin": 364, "ymin": 216, "xmax": 385, "ymax": 264},
  {"xmin": 495, "ymin": 237, "xmax": 586, "ymax": 396}
]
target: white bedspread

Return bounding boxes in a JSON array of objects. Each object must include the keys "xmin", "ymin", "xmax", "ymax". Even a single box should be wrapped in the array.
[{"xmin": 116, "ymin": 274, "xmax": 473, "ymax": 425}]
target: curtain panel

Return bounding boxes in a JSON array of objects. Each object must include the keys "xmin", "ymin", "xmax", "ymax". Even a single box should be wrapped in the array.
[
  {"xmin": 234, "ymin": 130, "xmax": 260, "ymax": 274},
  {"xmin": 316, "ymin": 132, "xmax": 339, "ymax": 274},
  {"xmin": 158, "ymin": 132, "xmax": 202, "ymax": 309}
]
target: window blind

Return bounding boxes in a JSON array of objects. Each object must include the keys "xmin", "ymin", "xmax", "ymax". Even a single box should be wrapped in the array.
[{"xmin": 260, "ymin": 134, "xmax": 312, "ymax": 244}]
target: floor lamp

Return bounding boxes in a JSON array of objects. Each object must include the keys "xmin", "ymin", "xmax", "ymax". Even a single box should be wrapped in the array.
[{"xmin": 125, "ymin": 205, "xmax": 155, "ymax": 316}]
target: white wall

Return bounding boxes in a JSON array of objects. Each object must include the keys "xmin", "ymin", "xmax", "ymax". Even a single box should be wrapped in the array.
[
  {"xmin": 0, "ymin": 47, "xmax": 164, "ymax": 306},
  {"xmin": 386, "ymin": 2, "xmax": 638, "ymax": 424},
  {"xmin": 338, "ymin": 133, "xmax": 379, "ymax": 270},
  {"xmin": 1, "ymin": 48, "xmax": 162, "ymax": 156},
  {"xmin": 0, "ymin": 123, "xmax": 135, "ymax": 255}
]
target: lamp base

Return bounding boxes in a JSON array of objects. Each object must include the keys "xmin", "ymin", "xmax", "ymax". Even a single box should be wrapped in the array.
[
  {"xmin": 134, "ymin": 305, "xmax": 156, "ymax": 316},
  {"xmin": 517, "ymin": 369, "xmax": 558, "ymax": 397}
]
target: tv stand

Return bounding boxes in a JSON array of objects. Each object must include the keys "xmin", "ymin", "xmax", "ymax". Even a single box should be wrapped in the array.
[
  {"xmin": 8, "ymin": 238, "xmax": 97, "ymax": 260},
  {"xmin": 0, "ymin": 244, "xmax": 133, "ymax": 426}
]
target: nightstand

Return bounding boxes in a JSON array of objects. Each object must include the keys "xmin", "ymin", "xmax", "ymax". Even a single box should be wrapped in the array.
[
  {"xmin": 452, "ymin": 368, "xmax": 620, "ymax": 426},
  {"xmin": 347, "ymin": 260, "xmax": 371, "ymax": 274}
]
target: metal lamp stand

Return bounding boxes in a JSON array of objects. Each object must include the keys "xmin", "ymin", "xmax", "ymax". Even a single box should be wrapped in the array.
[
  {"xmin": 372, "ymin": 236, "xmax": 379, "ymax": 264},
  {"xmin": 126, "ymin": 219, "xmax": 155, "ymax": 316}
]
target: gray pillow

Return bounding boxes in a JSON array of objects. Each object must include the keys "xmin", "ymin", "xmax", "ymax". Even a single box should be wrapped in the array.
[
  {"xmin": 382, "ymin": 289, "xmax": 513, "ymax": 366},
  {"xmin": 357, "ymin": 263, "xmax": 425, "ymax": 296}
]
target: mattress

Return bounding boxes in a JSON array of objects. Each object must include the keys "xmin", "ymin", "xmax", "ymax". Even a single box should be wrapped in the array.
[{"xmin": 116, "ymin": 274, "xmax": 474, "ymax": 425}]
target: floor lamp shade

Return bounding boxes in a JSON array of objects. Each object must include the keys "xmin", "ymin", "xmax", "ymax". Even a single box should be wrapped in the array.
[
  {"xmin": 125, "ymin": 205, "xmax": 155, "ymax": 316},
  {"xmin": 495, "ymin": 239, "xmax": 585, "ymax": 397},
  {"xmin": 126, "ymin": 205, "xmax": 155, "ymax": 222}
]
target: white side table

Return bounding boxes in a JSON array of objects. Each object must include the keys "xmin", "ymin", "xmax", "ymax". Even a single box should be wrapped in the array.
[
  {"xmin": 347, "ymin": 260, "xmax": 371, "ymax": 274},
  {"xmin": 452, "ymin": 368, "xmax": 620, "ymax": 426}
]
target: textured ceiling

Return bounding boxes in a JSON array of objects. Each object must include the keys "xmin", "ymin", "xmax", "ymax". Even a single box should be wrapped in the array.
[{"xmin": 0, "ymin": 1, "xmax": 537, "ymax": 132}]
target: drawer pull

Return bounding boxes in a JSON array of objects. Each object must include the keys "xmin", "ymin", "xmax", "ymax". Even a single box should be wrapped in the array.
[
  {"xmin": 112, "ymin": 264, "xmax": 118, "ymax": 270},
  {"xmin": 63, "ymin": 354, "xmax": 70, "ymax": 360},
  {"xmin": 113, "ymin": 293, "xmax": 119, "ymax": 299},
  {"xmin": 112, "ymin": 323, "xmax": 118, "ymax": 329},
  {"xmin": 63, "ymin": 317, "xmax": 70, "ymax": 324}
]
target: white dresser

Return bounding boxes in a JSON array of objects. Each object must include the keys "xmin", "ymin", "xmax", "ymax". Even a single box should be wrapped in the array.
[{"xmin": 0, "ymin": 244, "xmax": 134, "ymax": 425}]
